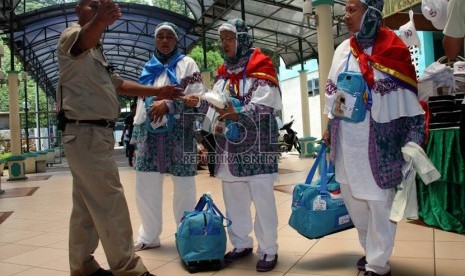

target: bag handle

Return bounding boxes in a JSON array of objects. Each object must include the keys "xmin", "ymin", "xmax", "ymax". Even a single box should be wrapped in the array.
[
  {"xmin": 303, "ymin": 143, "xmax": 333, "ymax": 197},
  {"xmin": 304, "ymin": 143, "xmax": 331, "ymax": 184},
  {"xmin": 194, "ymin": 194, "xmax": 232, "ymax": 227}
]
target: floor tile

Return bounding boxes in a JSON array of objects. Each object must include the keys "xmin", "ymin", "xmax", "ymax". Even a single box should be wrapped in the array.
[
  {"xmin": 0, "ymin": 262, "xmax": 31, "ymax": 276},
  {"xmin": 0, "ymin": 243, "xmax": 40, "ymax": 261},
  {"xmin": 434, "ymin": 229, "xmax": 465, "ymax": 242},
  {"xmin": 0, "ymin": 211, "xmax": 13, "ymax": 225},
  {"xmin": 14, "ymin": 232, "xmax": 67, "ymax": 247},
  {"xmin": 1, "ymin": 148, "xmax": 464, "ymax": 275},
  {"xmin": 11, "ymin": 267, "xmax": 69, "ymax": 276},
  {"xmin": 288, "ymin": 252, "xmax": 361, "ymax": 276},
  {"xmin": 0, "ymin": 187, "xmax": 39, "ymax": 198},
  {"xmin": 391, "ymin": 240, "xmax": 434, "ymax": 258},
  {"xmin": 2, "ymin": 247, "xmax": 68, "ymax": 266},
  {"xmin": 435, "ymin": 259, "xmax": 465, "ymax": 276},
  {"xmin": 390, "ymin": 257, "xmax": 435, "ymax": 276},
  {"xmin": 435, "ymin": 241, "xmax": 465, "ymax": 259}
]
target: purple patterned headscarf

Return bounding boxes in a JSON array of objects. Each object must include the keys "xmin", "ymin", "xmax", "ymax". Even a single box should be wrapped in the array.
[
  {"xmin": 357, "ymin": 0, "xmax": 384, "ymax": 49},
  {"xmin": 218, "ymin": 18, "xmax": 253, "ymax": 65}
]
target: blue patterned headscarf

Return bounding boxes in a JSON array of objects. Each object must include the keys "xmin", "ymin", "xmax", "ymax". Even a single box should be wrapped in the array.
[
  {"xmin": 357, "ymin": 0, "xmax": 384, "ymax": 48},
  {"xmin": 154, "ymin": 22, "xmax": 180, "ymax": 64},
  {"xmin": 218, "ymin": 19, "xmax": 253, "ymax": 65}
]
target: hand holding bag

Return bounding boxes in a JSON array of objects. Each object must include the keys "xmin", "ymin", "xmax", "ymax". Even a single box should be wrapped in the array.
[
  {"xmin": 145, "ymin": 96, "xmax": 174, "ymax": 134},
  {"xmin": 288, "ymin": 143, "xmax": 354, "ymax": 239},
  {"xmin": 212, "ymin": 97, "xmax": 243, "ymax": 141}
]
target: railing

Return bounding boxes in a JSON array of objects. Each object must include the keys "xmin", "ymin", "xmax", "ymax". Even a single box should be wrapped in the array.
[{"xmin": 383, "ymin": 0, "xmax": 421, "ymax": 17}]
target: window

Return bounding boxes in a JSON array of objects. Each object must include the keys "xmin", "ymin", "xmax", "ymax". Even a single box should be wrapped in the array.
[{"xmin": 307, "ymin": 78, "xmax": 320, "ymax": 97}]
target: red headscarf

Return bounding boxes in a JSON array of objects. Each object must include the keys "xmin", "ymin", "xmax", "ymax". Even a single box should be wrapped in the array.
[
  {"xmin": 217, "ymin": 48, "xmax": 279, "ymax": 98},
  {"xmin": 350, "ymin": 27, "xmax": 417, "ymax": 93}
]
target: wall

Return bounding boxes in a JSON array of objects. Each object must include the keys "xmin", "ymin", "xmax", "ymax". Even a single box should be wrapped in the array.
[{"xmin": 279, "ymin": 59, "xmax": 322, "ymax": 139}]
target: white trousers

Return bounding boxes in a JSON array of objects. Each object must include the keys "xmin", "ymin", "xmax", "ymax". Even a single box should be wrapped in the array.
[
  {"xmin": 340, "ymin": 181, "xmax": 396, "ymax": 275},
  {"xmin": 222, "ymin": 174, "xmax": 279, "ymax": 257},
  {"xmin": 135, "ymin": 171, "xmax": 196, "ymax": 244}
]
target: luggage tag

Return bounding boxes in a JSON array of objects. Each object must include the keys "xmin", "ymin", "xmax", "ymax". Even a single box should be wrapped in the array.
[
  {"xmin": 149, "ymin": 115, "xmax": 169, "ymax": 130},
  {"xmin": 312, "ymin": 195, "xmax": 327, "ymax": 210},
  {"xmin": 333, "ymin": 89, "xmax": 358, "ymax": 118}
]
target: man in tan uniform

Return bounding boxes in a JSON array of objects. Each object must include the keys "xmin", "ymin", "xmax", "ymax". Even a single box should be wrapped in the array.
[{"xmin": 56, "ymin": 0, "xmax": 182, "ymax": 275}]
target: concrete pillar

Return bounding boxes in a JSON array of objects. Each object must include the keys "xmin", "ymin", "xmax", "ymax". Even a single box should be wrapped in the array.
[
  {"xmin": 299, "ymin": 70, "xmax": 311, "ymax": 137},
  {"xmin": 314, "ymin": 0, "xmax": 334, "ymax": 137},
  {"xmin": 201, "ymin": 70, "xmax": 212, "ymax": 90},
  {"xmin": 8, "ymin": 71, "xmax": 21, "ymax": 155}
]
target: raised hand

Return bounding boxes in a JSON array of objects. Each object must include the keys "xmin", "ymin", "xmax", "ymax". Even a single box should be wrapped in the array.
[
  {"xmin": 97, "ymin": 0, "xmax": 122, "ymax": 26},
  {"xmin": 156, "ymin": 85, "xmax": 184, "ymax": 100}
]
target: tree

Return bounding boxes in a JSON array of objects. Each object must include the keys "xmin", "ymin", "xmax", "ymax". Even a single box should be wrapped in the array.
[{"xmin": 188, "ymin": 46, "xmax": 223, "ymax": 72}]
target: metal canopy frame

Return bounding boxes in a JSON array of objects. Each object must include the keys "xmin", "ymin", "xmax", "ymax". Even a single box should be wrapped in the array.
[
  {"xmin": 0, "ymin": 1, "xmax": 434, "ymax": 103},
  {"xmin": 186, "ymin": 0, "xmax": 349, "ymax": 68},
  {"xmin": 1, "ymin": 0, "xmax": 384, "ymax": 102},
  {"xmin": 8, "ymin": 2, "xmax": 198, "ymax": 99}
]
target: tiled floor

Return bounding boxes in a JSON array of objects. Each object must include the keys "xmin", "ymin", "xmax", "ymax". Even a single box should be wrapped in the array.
[{"xmin": 0, "ymin": 148, "xmax": 464, "ymax": 276}]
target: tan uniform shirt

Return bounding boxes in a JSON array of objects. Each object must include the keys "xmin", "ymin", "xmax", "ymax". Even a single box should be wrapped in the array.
[{"xmin": 56, "ymin": 23, "xmax": 123, "ymax": 121}]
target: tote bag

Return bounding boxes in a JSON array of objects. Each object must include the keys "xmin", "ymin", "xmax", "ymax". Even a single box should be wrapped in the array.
[
  {"xmin": 175, "ymin": 193, "xmax": 231, "ymax": 272},
  {"xmin": 288, "ymin": 143, "xmax": 354, "ymax": 239}
]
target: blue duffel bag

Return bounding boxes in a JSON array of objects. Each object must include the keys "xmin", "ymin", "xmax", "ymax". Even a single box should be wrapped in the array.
[
  {"xmin": 288, "ymin": 143, "xmax": 354, "ymax": 239},
  {"xmin": 175, "ymin": 193, "xmax": 231, "ymax": 272}
]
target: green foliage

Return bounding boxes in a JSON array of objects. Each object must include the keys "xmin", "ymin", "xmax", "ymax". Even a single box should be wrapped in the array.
[
  {"xmin": 0, "ymin": 152, "xmax": 12, "ymax": 160},
  {"xmin": 188, "ymin": 46, "xmax": 224, "ymax": 72},
  {"xmin": 0, "ymin": 39, "xmax": 54, "ymax": 129}
]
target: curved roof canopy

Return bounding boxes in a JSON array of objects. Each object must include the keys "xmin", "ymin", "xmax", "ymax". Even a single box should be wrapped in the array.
[
  {"xmin": 2, "ymin": 0, "xmax": 353, "ymax": 100},
  {"xmin": 187, "ymin": 0, "xmax": 348, "ymax": 67},
  {"xmin": 9, "ymin": 2, "xmax": 198, "ymax": 98}
]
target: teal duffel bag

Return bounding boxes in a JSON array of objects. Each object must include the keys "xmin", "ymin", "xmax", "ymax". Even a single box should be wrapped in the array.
[
  {"xmin": 289, "ymin": 143, "xmax": 354, "ymax": 239},
  {"xmin": 175, "ymin": 193, "xmax": 231, "ymax": 272}
]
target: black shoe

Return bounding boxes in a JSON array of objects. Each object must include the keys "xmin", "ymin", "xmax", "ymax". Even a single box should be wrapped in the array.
[
  {"xmin": 357, "ymin": 256, "xmax": 367, "ymax": 271},
  {"xmin": 140, "ymin": 272, "xmax": 156, "ymax": 276},
  {"xmin": 364, "ymin": 271, "xmax": 391, "ymax": 276},
  {"xmin": 224, "ymin": 248, "xmax": 253, "ymax": 262},
  {"xmin": 256, "ymin": 254, "xmax": 278, "ymax": 272},
  {"xmin": 89, "ymin": 268, "xmax": 113, "ymax": 276}
]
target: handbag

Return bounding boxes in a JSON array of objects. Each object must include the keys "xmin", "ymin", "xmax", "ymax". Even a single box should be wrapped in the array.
[
  {"xmin": 145, "ymin": 96, "xmax": 174, "ymax": 134},
  {"xmin": 331, "ymin": 52, "xmax": 371, "ymax": 123},
  {"xmin": 175, "ymin": 193, "xmax": 231, "ymax": 272},
  {"xmin": 288, "ymin": 143, "xmax": 354, "ymax": 239}
]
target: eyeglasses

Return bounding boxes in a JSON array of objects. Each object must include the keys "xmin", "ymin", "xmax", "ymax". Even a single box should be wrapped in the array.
[
  {"xmin": 156, "ymin": 35, "xmax": 176, "ymax": 41},
  {"xmin": 218, "ymin": 36, "xmax": 236, "ymax": 44}
]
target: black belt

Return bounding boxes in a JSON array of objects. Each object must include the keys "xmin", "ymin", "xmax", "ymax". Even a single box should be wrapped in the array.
[{"xmin": 67, "ymin": 119, "xmax": 115, "ymax": 128}]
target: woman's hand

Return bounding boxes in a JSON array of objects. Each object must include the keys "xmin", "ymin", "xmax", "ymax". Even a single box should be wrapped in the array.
[
  {"xmin": 147, "ymin": 100, "xmax": 168, "ymax": 123},
  {"xmin": 215, "ymin": 99, "xmax": 238, "ymax": 121},
  {"xmin": 323, "ymin": 130, "xmax": 331, "ymax": 147},
  {"xmin": 156, "ymin": 85, "xmax": 184, "ymax": 100},
  {"xmin": 182, "ymin": 94, "xmax": 200, "ymax": 107}
]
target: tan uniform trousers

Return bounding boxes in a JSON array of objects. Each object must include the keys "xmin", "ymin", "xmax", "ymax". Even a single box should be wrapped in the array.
[{"xmin": 63, "ymin": 124, "xmax": 146, "ymax": 276}]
